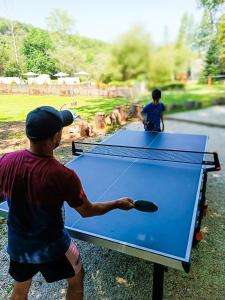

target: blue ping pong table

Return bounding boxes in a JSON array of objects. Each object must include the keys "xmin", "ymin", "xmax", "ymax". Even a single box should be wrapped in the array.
[{"xmin": 0, "ymin": 129, "xmax": 218, "ymax": 299}]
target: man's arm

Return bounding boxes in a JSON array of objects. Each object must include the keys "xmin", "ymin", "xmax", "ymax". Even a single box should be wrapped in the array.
[
  {"xmin": 0, "ymin": 179, "xmax": 3, "ymax": 203},
  {"xmin": 161, "ymin": 114, "xmax": 164, "ymax": 131},
  {"xmin": 75, "ymin": 195, "xmax": 134, "ymax": 218},
  {"xmin": 140, "ymin": 110, "xmax": 148, "ymax": 125},
  {"xmin": 0, "ymin": 156, "xmax": 4, "ymax": 202}
]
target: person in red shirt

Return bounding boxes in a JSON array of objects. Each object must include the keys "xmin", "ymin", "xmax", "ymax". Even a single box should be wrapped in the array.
[{"xmin": 0, "ymin": 106, "xmax": 134, "ymax": 300}]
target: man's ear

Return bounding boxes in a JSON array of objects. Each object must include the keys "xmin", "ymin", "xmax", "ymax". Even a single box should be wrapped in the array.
[
  {"xmin": 52, "ymin": 130, "xmax": 62, "ymax": 148},
  {"xmin": 52, "ymin": 131, "xmax": 59, "ymax": 141},
  {"xmin": 52, "ymin": 130, "xmax": 61, "ymax": 142},
  {"xmin": 56, "ymin": 129, "xmax": 62, "ymax": 138}
]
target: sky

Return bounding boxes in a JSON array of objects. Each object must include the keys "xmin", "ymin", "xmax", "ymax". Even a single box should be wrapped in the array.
[{"xmin": 0, "ymin": 0, "xmax": 203, "ymax": 44}]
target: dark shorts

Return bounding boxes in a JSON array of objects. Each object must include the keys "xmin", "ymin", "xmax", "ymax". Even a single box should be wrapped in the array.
[
  {"xmin": 144, "ymin": 122, "xmax": 161, "ymax": 132},
  {"xmin": 9, "ymin": 241, "xmax": 82, "ymax": 283},
  {"xmin": 144, "ymin": 127, "xmax": 161, "ymax": 132}
]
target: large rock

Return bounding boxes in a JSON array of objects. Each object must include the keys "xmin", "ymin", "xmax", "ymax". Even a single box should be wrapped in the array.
[
  {"xmin": 115, "ymin": 105, "xmax": 128, "ymax": 122},
  {"xmin": 95, "ymin": 112, "xmax": 106, "ymax": 129},
  {"xmin": 128, "ymin": 103, "xmax": 142, "ymax": 118},
  {"xmin": 109, "ymin": 109, "xmax": 121, "ymax": 125}
]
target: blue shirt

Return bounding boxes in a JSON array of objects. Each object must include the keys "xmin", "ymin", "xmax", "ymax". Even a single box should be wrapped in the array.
[
  {"xmin": 143, "ymin": 102, "xmax": 165, "ymax": 131},
  {"xmin": 0, "ymin": 150, "xmax": 86, "ymax": 264}
]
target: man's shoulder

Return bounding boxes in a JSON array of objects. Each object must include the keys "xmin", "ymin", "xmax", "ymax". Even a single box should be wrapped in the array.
[
  {"xmin": 0, "ymin": 150, "xmax": 26, "ymax": 164},
  {"xmin": 50, "ymin": 158, "xmax": 71, "ymax": 172},
  {"xmin": 48, "ymin": 159, "xmax": 75, "ymax": 179}
]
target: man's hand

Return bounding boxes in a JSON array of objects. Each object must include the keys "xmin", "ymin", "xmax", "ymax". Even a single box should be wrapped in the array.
[{"xmin": 116, "ymin": 197, "xmax": 135, "ymax": 210}]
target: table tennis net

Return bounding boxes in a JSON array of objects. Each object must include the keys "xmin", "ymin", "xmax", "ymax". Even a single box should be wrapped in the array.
[{"xmin": 72, "ymin": 142, "xmax": 220, "ymax": 171}]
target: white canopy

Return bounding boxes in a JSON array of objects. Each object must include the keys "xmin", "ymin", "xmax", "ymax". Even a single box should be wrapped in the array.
[
  {"xmin": 23, "ymin": 72, "xmax": 38, "ymax": 76},
  {"xmin": 74, "ymin": 71, "xmax": 89, "ymax": 76},
  {"xmin": 54, "ymin": 72, "xmax": 69, "ymax": 77},
  {"xmin": 38, "ymin": 74, "xmax": 50, "ymax": 78}
]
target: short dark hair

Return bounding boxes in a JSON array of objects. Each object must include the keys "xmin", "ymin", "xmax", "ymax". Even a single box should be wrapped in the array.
[{"xmin": 152, "ymin": 89, "xmax": 161, "ymax": 101}]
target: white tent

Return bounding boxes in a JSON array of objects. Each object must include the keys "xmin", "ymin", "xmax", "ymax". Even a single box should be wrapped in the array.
[
  {"xmin": 28, "ymin": 74, "xmax": 51, "ymax": 85},
  {"xmin": 34, "ymin": 74, "xmax": 51, "ymax": 85},
  {"xmin": 0, "ymin": 77, "xmax": 25, "ymax": 84}
]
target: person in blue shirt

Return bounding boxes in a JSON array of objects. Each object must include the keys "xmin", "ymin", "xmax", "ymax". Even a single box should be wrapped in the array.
[{"xmin": 142, "ymin": 89, "xmax": 165, "ymax": 132}]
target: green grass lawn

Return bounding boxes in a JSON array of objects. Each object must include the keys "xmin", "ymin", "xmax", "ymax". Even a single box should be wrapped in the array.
[
  {"xmin": 0, "ymin": 86, "xmax": 224, "ymax": 123},
  {"xmin": 0, "ymin": 95, "xmax": 128, "ymax": 122}
]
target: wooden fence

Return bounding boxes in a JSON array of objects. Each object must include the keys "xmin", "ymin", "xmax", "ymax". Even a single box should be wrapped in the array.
[{"xmin": 0, "ymin": 84, "xmax": 134, "ymax": 98}]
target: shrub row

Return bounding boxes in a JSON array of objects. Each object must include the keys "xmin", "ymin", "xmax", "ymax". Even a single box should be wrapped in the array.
[{"xmin": 165, "ymin": 97, "xmax": 225, "ymax": 112}]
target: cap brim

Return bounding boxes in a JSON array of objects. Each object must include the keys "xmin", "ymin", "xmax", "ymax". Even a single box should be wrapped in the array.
[{"xmin": 60, "ymin": 110, "xmax": 74, "ymax": 127}]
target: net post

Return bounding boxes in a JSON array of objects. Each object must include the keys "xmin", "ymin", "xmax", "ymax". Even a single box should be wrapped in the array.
[
  {"xmin": 72, "ymin": 142, "xmax": 84, "ymax": 156},
  {"xmin": 72, "ymin": 141, "xmax": 76, "ymax": 155},
  {"xmin": 214, "ymin": 152, "xmax": 221, "ymax": 171},
  {"xmin": 205, "ymin": 152, "xmax": 221, "ymax": 172}
]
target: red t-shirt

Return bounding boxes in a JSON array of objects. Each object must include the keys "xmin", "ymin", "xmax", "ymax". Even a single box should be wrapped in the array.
[{"xmin": 0, "ymin": 149, "xmax": 86, "ymax": 263}]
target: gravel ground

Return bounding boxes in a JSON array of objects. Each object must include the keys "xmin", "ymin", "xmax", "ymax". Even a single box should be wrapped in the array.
[{"xmin": 0, "ymin": 110, "xmax": 225, "ymax": 300}]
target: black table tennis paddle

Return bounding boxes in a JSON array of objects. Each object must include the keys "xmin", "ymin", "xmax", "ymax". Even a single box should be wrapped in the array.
[{"xmin": 134, "ymin": 200, "xmax": 158, "ymax": 213}]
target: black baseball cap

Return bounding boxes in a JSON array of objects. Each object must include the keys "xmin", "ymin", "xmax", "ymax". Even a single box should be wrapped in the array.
[{"xmin": 26, "ymin": 106, "xmax": 74, "ymax": 140}]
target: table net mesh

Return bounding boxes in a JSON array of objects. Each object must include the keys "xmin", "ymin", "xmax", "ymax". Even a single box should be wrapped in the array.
[{"xmin": 73, "ymin": 142, "xmax": 216, "ymax": 166}]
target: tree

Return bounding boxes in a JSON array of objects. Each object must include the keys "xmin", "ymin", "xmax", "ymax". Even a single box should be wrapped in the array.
[
  {"xmin": 0, "ymin": 37, "xmax": 10, "ymax": 75},
  {"xmin": 4, "ymin": 61, "xmax": 21, "ymax": 76},
  {"xmin": 149, "ymin": 45, "xmax": 175, "ymax": 87},
  {"xmin": 174, "ymin": 14, "xmax": 193, "ymax": 78},
  {"xmin": 194, "ymin": 10, "xmax": 213, "ymax": 52},
  {"xmin": 0, "ymin": 18, "xmax": 11, "ymax": 35},
  {"xmin": 46, "ymin": 8, "xmax": 75, "ymax": 36},
  {"xmin": 0, "ymin": 18, "xmax": 26, "ymax": 75},
  {"xmin": 103, "ymin": 26, "xmax": 153, "ymax": 82},
  {"xmin": 177, "ymin": 13, "xmax": 197, "ymax": 48},
  {"xmin": 202, "ymin": 37, "xmax": 222, "ymax": 76},
  {"xmin": 217, "ymin": 15, "xmax": 225, "ymax": 71},
  {"xmin": 22, "ymin": 28, "xmax": 56, "ymax": 75},
  {"xmin": 88, "ymin": 52, "xmax": 111, "ymax": 80},
  {"xmin": 53, "ymin": 46, "xmax": 86, "ymax": 74},
  {"xmin": 197, "ymin": 0, "xmax": 225, "ymax": 26},
  {"xmin": 0, "ymin": 17, "xmax": 108, "ymax": 78}
]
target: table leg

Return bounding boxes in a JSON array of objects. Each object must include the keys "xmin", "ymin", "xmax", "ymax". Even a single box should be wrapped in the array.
[{"xmin": 152, "ymin": 263, "xmax": 165, "ymax": 300}]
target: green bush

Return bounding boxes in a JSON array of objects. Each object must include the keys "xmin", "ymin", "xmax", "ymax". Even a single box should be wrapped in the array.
[
  {"xmin": 198, "ymin": 77, "xmax": 207, "ymax": 84},
  {"xmin": 108, "ymin": 80, "xmax": 132, "ymax": 87},
  {"xmin": 158, "ymin": 81, "xmax": 186, "ymax": 91}
]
